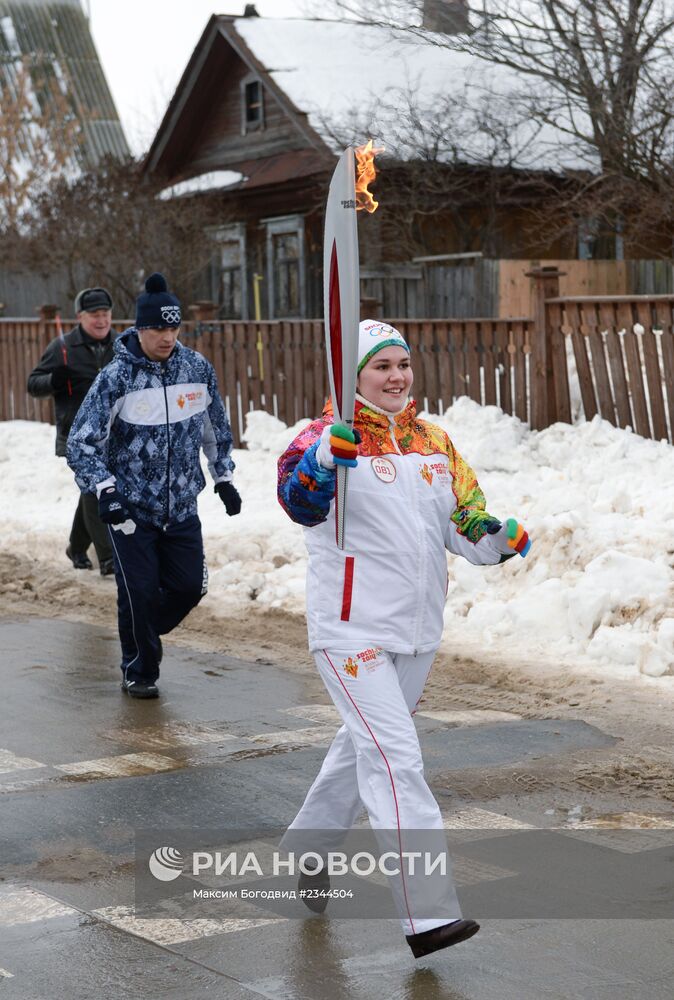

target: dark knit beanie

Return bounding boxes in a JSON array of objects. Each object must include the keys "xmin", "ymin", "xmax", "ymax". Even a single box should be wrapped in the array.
[{"xmin": 135, "ymin": 273, "xmax": 182, "ymax": 330}]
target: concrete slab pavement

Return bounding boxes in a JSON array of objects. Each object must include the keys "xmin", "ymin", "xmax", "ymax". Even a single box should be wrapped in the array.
[{"xmin": 0, "ymin": 616, "xmax": 672, "ymax": 999}]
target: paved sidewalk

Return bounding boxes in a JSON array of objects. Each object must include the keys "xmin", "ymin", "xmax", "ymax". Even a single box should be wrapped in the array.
[{"xmin": 0, "ymin": 616, "xmax": 672, "ymax": 999}]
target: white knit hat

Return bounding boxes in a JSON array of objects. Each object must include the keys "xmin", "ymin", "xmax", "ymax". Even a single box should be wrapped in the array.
[{"xmin": 357, "ymin": 319, "xmax": 409, "ymax": 372}]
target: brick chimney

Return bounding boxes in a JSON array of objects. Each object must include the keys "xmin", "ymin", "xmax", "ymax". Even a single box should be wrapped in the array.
[{"xmin": 423, "ymin": 0, "xmax": 471, "ymax": 34}]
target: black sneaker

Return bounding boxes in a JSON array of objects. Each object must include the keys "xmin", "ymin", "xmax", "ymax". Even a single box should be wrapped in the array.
[
  {"xmin": 298, "ymin": 860, "xmax": 331, "ymax": 914},
  {"xmin": 406, "ymin": 919, "xmax": 480, "ymax": 959},
  {"xmin": 66, "ymin": 545, "xmax": 93, "ymax": 570},
  {"xmin": 99, "ymin": 558, "xmax": 115, "ymax": 576},
  {"xmin": 121, "ymin": 678, "xmax": 159, "ymax": 699}
]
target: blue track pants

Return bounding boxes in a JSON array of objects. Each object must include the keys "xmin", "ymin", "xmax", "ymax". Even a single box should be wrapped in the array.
[{"xmin": 107, "ymin": 515, "xmax": 207, "ymax": 683}]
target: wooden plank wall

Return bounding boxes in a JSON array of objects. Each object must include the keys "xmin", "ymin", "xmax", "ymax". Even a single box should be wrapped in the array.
[
  {"xmin": 499, "ymin": 260, "xmax": 674, "ymax": 318},
  {"xmin": 545, "ymin": 295, "xmax": 674, "ymax": 443},
  {"xmin": 361, "ymin": 260, "xmax": 499, "ymax": 318},
  {"xmin": 1, "ymin": 317, "xmax": 533, "ymax": 447}
]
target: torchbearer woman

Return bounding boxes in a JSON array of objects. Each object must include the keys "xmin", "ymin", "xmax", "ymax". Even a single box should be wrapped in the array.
[{"xmin": 277, "ymin": 320, "xmax": 531, "ymax": 959}]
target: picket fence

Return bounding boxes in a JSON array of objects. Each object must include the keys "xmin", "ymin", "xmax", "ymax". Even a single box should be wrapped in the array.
[{"xmin": 1, "ymin": 278, "xmax": 673, "ymax": 448}]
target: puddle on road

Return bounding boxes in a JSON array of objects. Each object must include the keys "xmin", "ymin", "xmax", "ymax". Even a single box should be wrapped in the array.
[
  {"xmin": 8, "ymin": 847, "xmax": 133, "ymax": 885},
  {"xmin": 56, "ymin": 752, "xmax": 184, "ymax": 781},
  {"xmin": 572, "ymin": 810, "xmax": 674, "ymax": 829},
  {"xmin": 225, "ymin": 745, "xmax": 303, "ymax": 761},
  {"xmin": 100, "ymin": 721, "xmax": 238, "ymax": 753}
]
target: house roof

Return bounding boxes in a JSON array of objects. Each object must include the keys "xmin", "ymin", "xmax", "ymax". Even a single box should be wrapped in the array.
[
  {"xmin": 0, "ymin": 0, "xmax": 129, "ymax": 166},
  {"xmin": 146, "ymin": 13, "xmax": 594, "ymax": 189},
  {"xmin": 157, "ymin": 149, "xmax": 329, "ymax": 199},
  {"xmin": 232, "ymin": 17, "xmax": 593, "ymax": 173}
]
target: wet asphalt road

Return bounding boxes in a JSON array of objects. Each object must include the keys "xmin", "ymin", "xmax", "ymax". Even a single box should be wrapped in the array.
[{"xmin": 0, "ymin": 615, "xmax": 672, "ymax": 1000}]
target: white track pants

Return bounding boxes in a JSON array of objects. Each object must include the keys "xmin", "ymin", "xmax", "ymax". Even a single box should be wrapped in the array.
[{"xmin": 283, "ymin": 646, "xmax": 461, "ymax": 935}]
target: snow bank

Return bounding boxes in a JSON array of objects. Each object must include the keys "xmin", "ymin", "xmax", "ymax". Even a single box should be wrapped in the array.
[
  {"xmin": 428, "ymin": 399, "xmax": 674, "ymax": 678},
  {"xmin": 1, "ymin": 397, "xmax": 672, "ymax": 682}
]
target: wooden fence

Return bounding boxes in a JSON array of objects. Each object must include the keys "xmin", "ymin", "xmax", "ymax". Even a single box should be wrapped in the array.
[
  {"xmin": 544, "ymin": 294, "xmax": 674, "ymax": 442},
  {"xmin": 0, "ymin": 317, "xmax": 533, "ymax": 448},
  {"xmin": 2, "ymin": 281, "xmax": 673, "ymax": 447}
]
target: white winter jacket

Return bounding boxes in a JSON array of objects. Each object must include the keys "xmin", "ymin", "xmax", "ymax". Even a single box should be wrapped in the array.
[{"xmin": 278, "ymin": 399, "xmax": 508, "ymax": 653}]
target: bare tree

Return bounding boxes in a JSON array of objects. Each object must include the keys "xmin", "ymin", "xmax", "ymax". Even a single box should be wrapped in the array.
[
  {"xmin": 317, "ymin": 1, "xmax": 674, "ymax": 254},
  {"xmin": 12, "ymin": 158, "xmax": 226, "ymax": 315},
  {"xmin": 0, "ymin": 58, "xmax": 79, "ymax": 232},
  {"xmin": 318, "ymin": 85, "xmax": 565, "ymax": 259},
  {"xmin": 321, "ymin": 1, "xmax": 674, "ymax": 178}
]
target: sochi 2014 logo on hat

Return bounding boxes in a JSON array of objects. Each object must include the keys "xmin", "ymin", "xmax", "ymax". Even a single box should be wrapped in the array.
[
  {"xmin": 364, "ymin": 322, "xmax": 399, "ymax": 339},
  {"xmin": 160, "ymin": 305, "xmax": 181, "ymax": 325}
]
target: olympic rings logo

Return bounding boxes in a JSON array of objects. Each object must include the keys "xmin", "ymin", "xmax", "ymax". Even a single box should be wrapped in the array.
[{"xmin": 160, "ymin": 306, "xmax": 181, "ymax": 325}]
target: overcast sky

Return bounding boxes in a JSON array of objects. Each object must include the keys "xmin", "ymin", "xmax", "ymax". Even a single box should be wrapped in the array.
[{"xmin": 87, "ymin": 1, "xmax": 309, "ymax": 156}]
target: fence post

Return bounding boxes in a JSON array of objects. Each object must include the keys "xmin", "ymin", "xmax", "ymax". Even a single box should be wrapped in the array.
[
  {"xmin": 524, "ymin": 266, "xmax": 563, "ymax": 430},
  {"xmin": 188, "ymin": 300, "xmax": 219, "ymax": 325}
]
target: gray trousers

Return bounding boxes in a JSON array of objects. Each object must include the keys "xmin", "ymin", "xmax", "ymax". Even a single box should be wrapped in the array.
[{"xmin": 69, "ymin": 492, "xmax": 112, "ymax": 563}]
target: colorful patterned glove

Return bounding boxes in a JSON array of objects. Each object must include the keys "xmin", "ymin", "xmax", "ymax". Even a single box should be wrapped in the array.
[
  {"xmin": 316, "ymin": 423, "xmax": 360, "ymax": 469},
  {"xmin": 487, "ymin": 517, "xmax": 531, "ymax": 558}
]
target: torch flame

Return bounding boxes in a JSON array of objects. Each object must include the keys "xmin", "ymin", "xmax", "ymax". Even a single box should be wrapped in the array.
[{"xmin": 354, "ymin": 139, "xmax": 384, "ymax": 213}]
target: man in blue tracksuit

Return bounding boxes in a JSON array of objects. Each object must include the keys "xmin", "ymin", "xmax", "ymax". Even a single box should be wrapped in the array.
[{"xmin": 67, "ymin": 273, "xmax": 241, "ymax": 699}]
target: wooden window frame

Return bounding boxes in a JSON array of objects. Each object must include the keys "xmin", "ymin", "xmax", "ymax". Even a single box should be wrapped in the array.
[
  {"xmin": 263, "ymin": 214, "xmax": 306, "ymax": 319},
  {"xmin": 208, "ymin": 223, "xmax": 248, "ymax": 320},
  {"xmin": 241, "ymin": 75, "xmax": 264, "ymax": 135}
]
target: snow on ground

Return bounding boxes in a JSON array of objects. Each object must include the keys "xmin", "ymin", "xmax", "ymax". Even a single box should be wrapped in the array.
[{"xmin": 1, "ymin": 398, "xmax": 672, "ymax": 682}]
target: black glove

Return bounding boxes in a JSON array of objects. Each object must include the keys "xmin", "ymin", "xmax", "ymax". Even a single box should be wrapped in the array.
[
  {"xmin": 215, "ymin": 481, "xmax": 242, "ymax": 517},
  {"xmin": 51, "ymin": 366, "xmax": 72, "ymax": 392},
  {"xmin": 98, "ymin": 486, "xmax": 131, "ymax": 525}
]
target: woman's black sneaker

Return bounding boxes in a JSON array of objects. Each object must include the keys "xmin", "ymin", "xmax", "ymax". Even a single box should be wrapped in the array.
[
  {"xmin": 99, "ymin": 558, "xmax": 115, "ymax": 576},
  {"xmin": 66, "ymin": 545, "xmax": 93, "ymax": 570},
  {"xmin": 121, "ymin": 678, "xmax": 159, "ymax": 699},
  {"xmin": 298, "ymin": 860, "xmax": 331, "ymax": 914},
  {"xmin": 407, "ymin": 919, "xmax": 480, "ymax": 959}
]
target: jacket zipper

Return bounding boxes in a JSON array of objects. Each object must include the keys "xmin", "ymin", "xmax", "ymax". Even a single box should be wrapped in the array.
[
  {"xmin": 389, "ymin": 415, "xmax": 425, "ymax": 655},
  {"xmin": 161, "ymin": 366, "xmax": 171, "ymax": 529}
]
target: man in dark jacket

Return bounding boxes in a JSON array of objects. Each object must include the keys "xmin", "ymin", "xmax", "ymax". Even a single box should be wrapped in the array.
[{"xmin": 27, "ymin": 287, "xmax": 116, "ymax": 575}]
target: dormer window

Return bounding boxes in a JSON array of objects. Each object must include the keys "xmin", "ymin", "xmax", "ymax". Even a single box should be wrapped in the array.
[{"xmin": 242, "ymin": 77, "xmax": 264, "ymax": 133}]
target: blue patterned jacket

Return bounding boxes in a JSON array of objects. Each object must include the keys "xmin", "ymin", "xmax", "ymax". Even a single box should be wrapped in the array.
[{"xmin": 67, "ymin": 330, "xmax": 235, "ymax": 527}]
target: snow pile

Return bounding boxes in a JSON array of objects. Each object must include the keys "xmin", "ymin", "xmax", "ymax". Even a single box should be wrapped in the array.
[
  {"xmin": 429, "ymin": 399, "xmax": 674, "ymax": 678},
  {"xmin": 0, "ymin": 398, "xmax": 672, "ymax": 682}
]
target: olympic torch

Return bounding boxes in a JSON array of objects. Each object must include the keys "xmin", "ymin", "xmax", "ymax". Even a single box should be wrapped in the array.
[{"xmin": 323, "ymin": 141, "xmax": 382, "ymax": 549}]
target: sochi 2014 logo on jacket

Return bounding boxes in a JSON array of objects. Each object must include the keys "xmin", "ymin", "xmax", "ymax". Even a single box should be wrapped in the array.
[{"xmin": 419, "ymin": 460, "xmax": 450, "ymax": 487}]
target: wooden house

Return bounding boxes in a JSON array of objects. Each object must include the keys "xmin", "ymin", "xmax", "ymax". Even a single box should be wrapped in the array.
[{"xmin": 143, "ymin": 8, "xmax": 671, "ymax": 321}]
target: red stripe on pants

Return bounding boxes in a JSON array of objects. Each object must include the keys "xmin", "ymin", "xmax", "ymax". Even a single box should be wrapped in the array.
[{"xmin": 322, "ymin": 649, "xmax": 417, "ymax": 934}]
